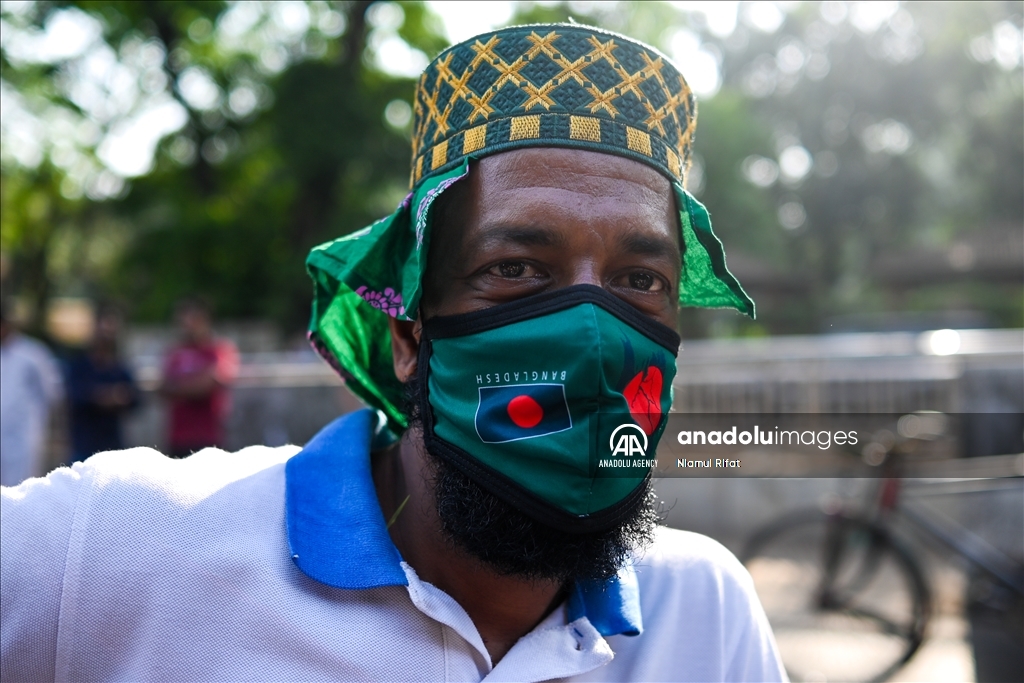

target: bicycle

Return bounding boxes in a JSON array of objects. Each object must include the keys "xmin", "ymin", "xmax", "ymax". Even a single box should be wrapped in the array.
[{"xmin": 740, "ymin": 435, "xmax": 1024, "ymax": 683}]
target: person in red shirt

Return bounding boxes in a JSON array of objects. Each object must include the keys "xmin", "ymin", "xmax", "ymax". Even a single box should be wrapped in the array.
[{"xmin": 159, "ymin": 298, "xmax": 238, "ymax": 457}]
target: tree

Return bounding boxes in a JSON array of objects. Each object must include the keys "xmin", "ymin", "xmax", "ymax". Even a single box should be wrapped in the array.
[{"xmin": 1, "ymin": 0, "xmax": 446, "ymax": 332}]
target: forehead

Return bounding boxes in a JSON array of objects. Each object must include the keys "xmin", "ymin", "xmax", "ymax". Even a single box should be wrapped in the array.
[{"xmin": 451, "ymin": 147, "xmax": 679, "ymax": 245}]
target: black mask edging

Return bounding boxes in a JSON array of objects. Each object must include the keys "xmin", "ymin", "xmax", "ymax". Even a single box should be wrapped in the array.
[{"xmin": 422, "ymin": 284, "xmax": 681, "ymax": 353}]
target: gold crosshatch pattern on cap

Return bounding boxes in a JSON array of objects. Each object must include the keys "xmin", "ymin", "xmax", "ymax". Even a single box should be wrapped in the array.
[{"xmin": 409, "ymin": 26, "xmax": 697, "ymax": 187}]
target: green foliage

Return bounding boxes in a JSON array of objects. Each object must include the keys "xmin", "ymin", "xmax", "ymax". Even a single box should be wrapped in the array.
[{"xmin": 2, "ymin": 0, "xmax": 425, "ymax": 331}]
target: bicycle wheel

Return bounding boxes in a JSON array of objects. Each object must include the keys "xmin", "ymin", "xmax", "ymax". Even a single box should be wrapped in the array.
[{"xmin": 741, "ymin": 510, "xmax": 931, "ymax": 683}]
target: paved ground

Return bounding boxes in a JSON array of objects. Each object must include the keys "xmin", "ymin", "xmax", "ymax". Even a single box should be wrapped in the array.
[
  {"xmin": 894, "ymin": 559, "xmax": 975, "ymax": 683},
  {"xmin": 896, "ymin": 615, "xmax": 974, "ymax": 682}
]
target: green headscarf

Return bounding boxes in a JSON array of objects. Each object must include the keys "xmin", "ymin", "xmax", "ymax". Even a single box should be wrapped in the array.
[{"xmin": 306, "ymin": 24, "xmax": 754, "ymax": 432}]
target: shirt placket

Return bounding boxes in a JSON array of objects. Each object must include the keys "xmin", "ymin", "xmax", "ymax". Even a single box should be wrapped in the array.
[
  {"xmin": 402, "ymin": 562, "xmax": 492, "ymax": 681},
  {"xmin": 401, "ymin": 563, "xmax": 615, "ymax": 683}
]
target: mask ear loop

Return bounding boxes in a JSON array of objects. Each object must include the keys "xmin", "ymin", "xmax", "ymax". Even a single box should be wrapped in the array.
[{"xmin": 414, "ymin": 334, "xmax": 435, "ymax": 435}]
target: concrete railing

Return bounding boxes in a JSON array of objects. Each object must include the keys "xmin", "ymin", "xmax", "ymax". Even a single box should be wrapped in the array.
[{"xmin": 123, "ymin": 329, "xmax": 1023, "ymax": 451}]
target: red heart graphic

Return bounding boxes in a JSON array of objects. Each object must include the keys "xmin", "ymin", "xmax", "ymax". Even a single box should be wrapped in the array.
[{"xmin": 623, "ymin": 366, "xmax": 664, "ymax": 435}]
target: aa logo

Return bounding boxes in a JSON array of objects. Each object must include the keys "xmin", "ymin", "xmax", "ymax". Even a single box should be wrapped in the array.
[{"xmin": 609, "ymin": 424, "xmax": 648, "ymax": 457}]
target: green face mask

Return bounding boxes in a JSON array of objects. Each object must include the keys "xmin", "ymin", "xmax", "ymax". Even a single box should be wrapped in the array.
[{"xmin": 417, "ymin": 285, "xmax": 680, "ymax": 533}]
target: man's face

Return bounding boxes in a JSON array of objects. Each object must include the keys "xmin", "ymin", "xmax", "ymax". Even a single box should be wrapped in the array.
[
  {"xmin": 422, "ymin": 147, "xmax": 681, "ymax": 325},
  {"xmin": 409, "ymin": 147, "xmax": 679, "ymax": 582}
]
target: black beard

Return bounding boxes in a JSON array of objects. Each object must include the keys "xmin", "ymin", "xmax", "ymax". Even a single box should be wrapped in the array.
[{"xmin": 405, "ymin": 374, "xmax": 660, "ymax": 584}]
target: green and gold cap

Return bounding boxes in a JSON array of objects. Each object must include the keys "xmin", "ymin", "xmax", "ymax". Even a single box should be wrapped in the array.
[
  {"xmin": 409, "ymin": 24, "xmax": 696, "ymax": 190},
  {"xmin": 306, "ymin": 24, "xmax": 754, "ymax": 432}
]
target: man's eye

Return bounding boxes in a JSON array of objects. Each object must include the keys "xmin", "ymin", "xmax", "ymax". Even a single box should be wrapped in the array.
[
  {"xmin": 629, "ymin": 272, "xmax": 661, "ymax": 291},
  {"xmin": 496, "ymin": 261, "xmax": 527, "ymax": 278}
]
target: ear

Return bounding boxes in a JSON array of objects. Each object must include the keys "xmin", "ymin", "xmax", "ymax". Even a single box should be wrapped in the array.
[{"xmin": 388, "ymin": 316, "xmax": 422, "ymax": 383}]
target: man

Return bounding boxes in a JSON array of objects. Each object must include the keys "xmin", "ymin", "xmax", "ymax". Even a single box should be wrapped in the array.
[
  {"xmin": 0, "ymin": 300, "xmax": 63, "ymax": 487},
  {"xmin": 159, "ymin": 297, "xmax": 238, "ymax": 456},
  {"xmin": 2, "ymin": 25, "xmax": 784, "ymax": 681},
  {"xmin": 65, "ymin": 304, "xmax": 140, "ymax": 464}
]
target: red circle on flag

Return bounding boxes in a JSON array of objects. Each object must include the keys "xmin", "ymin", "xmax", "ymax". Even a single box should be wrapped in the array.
[{"xmin": 507, "ymin": 395, "xmax": 544, "ymax": 428}]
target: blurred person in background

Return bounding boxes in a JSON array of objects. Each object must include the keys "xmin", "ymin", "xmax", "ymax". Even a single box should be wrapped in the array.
[
  {"xmin": 159, "ymin": 297, "xmax": 238, "ymax": 457},
  {"xmin": 0, "ymin": 299, "xmax": 64, "ymax": 486},
  {"xmin": 65, "ymin": 304, "xmax": 140, "ymax": 464}
]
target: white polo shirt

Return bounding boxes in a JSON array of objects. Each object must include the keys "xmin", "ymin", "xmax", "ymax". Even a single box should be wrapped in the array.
[{"xmin": 1, "ymin": 409, "xmax": 785, "ymax": 682}]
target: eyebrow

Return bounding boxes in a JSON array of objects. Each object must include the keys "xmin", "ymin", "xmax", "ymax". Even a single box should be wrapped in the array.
[
  {"xmin": 618, "ymin": 232, "xmax": 680, "ymax": 261},
  {"xmin": 472, "ymin": 225, "xmax": 569, "ymax": 250},
  {"xmin": 467, "ymin": 224, "xmax": 679, "ymax": 262}
]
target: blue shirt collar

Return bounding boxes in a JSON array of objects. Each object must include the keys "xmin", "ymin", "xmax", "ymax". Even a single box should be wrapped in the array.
[{"xmin": 285, "ymin": 408, "xmax": 642, "ymax": 636}]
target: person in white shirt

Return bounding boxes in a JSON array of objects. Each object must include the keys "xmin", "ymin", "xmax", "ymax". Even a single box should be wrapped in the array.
[
  {"xmin": 2, "ymin": 23, "xmax": 785, "ymax": 682},
  {"xmin": 0, "ymin": 302, "xmax": 64, "ymax": 487}
]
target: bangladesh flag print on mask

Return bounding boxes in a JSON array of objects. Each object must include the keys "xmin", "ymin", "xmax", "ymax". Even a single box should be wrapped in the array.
[
  {"xmin": 417, "ymin": 285, "xmax": 680, "ymax": 533},
  {"xmin": 476, "ymin": 384, "xmax": 572, "ymax": 443}
]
